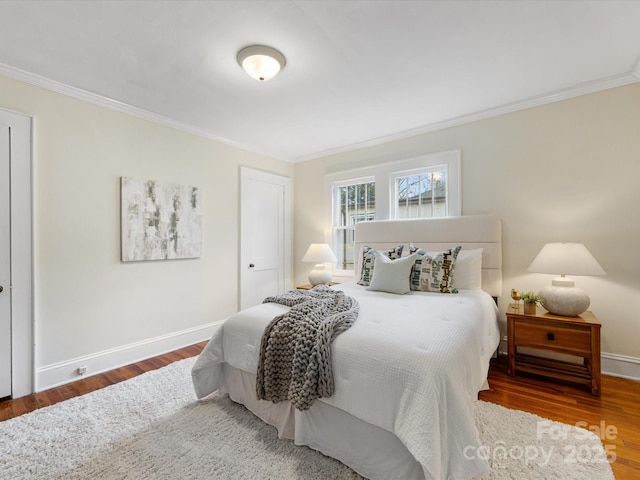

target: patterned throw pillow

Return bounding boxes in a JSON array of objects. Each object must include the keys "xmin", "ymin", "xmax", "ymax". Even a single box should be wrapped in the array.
[
  {"xmin": 384, "ymin": 244, "xmax": 404, "ymax": 260},
  {"xmin": 410, "ymin": 245, "xmax": 462, "ymax": 293},
  {"xmin": 358, "ymin": 246, "xmax": 378, "ymax": 286},
  {"xmin": 409, "ymin": 243, "xmax": 421, "ymax": 255},
  {"xmin": 357, "ymin": 244, "xmax": 404, "ymax": 286}
]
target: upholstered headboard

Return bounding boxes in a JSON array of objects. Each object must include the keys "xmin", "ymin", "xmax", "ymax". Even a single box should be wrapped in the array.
[{"xmin": 354, "ymin": 215, "xmax": 502, "ymax": 297}]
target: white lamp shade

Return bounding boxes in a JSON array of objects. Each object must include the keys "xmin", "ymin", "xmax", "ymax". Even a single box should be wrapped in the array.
[
  {"xmin": 527, "ymin": 243, "xmax": 605, "ymax": 317},
  {"xmin": 527, "ymin": 243, "xmax": 606, "ymax": 277},
  {"xmin": 302, "ymin": 244, "xmax": 337, "ymax": 286},
  {"xmin": 302, "ymin": 244, "xmax": 337, "ymax": 263}
]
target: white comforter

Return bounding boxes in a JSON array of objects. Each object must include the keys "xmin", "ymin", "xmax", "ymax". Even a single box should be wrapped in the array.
[{"xmin": 192, "ymin": 282, "xmax": 500, "ymax": 480}]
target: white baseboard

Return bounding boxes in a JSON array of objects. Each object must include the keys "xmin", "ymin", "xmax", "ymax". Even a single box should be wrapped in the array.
[
  {"xmin": 35, "ymin": 321, "xmax": 223, "ymax": 392},
  {"xmin": 601, "ymin": 352, "xmax": 640, "ymax": 381}
]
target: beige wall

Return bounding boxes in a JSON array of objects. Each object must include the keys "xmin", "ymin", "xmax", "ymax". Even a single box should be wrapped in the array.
[
  {"xmin": 2, "ymin": 71, "xmax": 637, "ymax": 384},
  {"xmin": 294, "ymin": 83, "xmax": 640, "ymax": 360},
  {"xmin": 0, "ymin": 74, "xmax": 292, "ymax": 371}
]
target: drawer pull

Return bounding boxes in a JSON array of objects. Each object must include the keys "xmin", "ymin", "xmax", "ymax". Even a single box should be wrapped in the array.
[{"xmin": 547, "ymin": 332, "xmax": 555, "ymax": 341}]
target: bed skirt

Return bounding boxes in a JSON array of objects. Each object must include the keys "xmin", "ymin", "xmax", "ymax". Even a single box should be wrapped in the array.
[{"xmin": 217, "ymin": 363, "xmax": 424, "ymax": 480}]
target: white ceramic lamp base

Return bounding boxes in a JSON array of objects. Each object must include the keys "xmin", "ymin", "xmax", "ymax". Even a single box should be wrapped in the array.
[
  {"xmin": 308, "ymin": 264, "xmax": 332, "ymax": 286},
  {"xmin": 540, "ymin": 277, "xmax": 590, "ymax": 316}
]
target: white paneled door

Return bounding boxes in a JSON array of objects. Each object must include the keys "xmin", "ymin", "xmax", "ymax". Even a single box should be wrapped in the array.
[
  {"xmin": 0, "ymin": 109, "xmax": 32, "ymax": 399},
  {"xmin": 0, "ymin": 125, "xmax": 11, "ymax": 398},
  {"xmin": 240, "ymin": 168, "xmax": 292, "ymax": 310}
]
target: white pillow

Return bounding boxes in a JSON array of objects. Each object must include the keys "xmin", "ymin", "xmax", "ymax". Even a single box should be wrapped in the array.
[
  {"xmin": 367, "ymin": 253, "xmax": 416, "ymax": 295},
  {"xmin": 452, "ymin": 248, "xmax": 483, "ymax": 290}
]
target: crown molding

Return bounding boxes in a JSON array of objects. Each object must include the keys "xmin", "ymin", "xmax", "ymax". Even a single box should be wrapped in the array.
[
  {"xmin": 294, "ymin": 71, "xmax": 640, "ymax": 163},
  {"xmin": 1, "ymin": 62, "xmax": 638, "ymax": 165},
  {"xmin": 0, "ymin": 62, "xmax": 281, "ymax": 160}
]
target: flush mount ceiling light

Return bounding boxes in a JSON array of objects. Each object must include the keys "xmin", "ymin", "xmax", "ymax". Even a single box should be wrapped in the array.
[{"xmin": 237, "ymin": 45, "xmax": 286, "ymax": 82}]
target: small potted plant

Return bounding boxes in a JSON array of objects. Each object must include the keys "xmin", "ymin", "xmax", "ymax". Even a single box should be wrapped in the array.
[{"xmin": 520, "ymin": 291, "xmax": 543, "ymax": 314}]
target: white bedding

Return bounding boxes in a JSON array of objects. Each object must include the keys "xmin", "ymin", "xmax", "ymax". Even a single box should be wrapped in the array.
[{"xmin": 192, "ymin": 281, "xmax": 500, "ymax": 480}]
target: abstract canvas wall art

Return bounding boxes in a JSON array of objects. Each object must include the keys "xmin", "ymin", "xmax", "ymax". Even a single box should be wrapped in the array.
[{"xmin": 121, "ymin": 177, "xmax": 202, "ymax": 261}]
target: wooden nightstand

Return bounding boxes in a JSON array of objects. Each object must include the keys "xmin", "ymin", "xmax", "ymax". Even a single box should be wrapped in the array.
[
  {"xmin": 507, "ymin": 304, "xmax": 601, "ymax": 396},
  {"xmin": 296, "ymin": 282, "xmax": 336, "ymax": 290}
]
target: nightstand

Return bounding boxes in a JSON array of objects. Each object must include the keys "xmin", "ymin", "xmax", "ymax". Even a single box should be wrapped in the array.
[
  {"xmin": 507, "ymin": 304, "xmax": 601, "ymax": 396},
  {"xmin": 296, "ymin": 282, "xmax": 336, "ymax": 290}
]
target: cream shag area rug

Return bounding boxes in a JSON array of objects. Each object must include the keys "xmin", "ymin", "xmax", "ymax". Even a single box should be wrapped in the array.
[{"xmin": 0, "ymin": 358, "xmax": 615, "ymax": 480}]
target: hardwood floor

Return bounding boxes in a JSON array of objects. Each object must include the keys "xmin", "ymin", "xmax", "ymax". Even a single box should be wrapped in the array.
[
  {"xmin": 0, "ymin": 342, "xmax": 206, "ymax": 421},
  {"xmin": 1, "ymin": 344, "xmax": 638, "ymax": 479}
]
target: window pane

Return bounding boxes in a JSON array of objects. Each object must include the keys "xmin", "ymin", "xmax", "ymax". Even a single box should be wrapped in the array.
[
  {"xmin": 395, "ymin": 169, "xmax": 447, "ymax": 219},
  {"xmin": 333, "ymin": 228, "xmax": 355, "ymax": 270},
  {"xmin": 433, "ymin": 171, "xmax": 447, "ymax": 217},
  {"xmin": 335, "ymin": 181, "xmax": 375, "ymax": 227},
  {"xmin": 333, "ymin": 180, "xmax": 375, "ymax": 271}
]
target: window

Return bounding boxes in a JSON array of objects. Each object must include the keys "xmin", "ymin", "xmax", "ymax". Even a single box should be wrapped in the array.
[
  {"xmin": 325, "ymin": 150, "xmax": 460, "ymax": 276},
  {"xmin": 390, "ymin": 165, "xmax": 449, "ymax": 219},
  {"xmin": 332, "ymin": 178, "xmax": 375, "ymax": 271}
]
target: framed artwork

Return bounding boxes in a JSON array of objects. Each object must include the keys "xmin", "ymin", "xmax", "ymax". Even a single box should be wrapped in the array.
[{"xmin": 121, "ymin": 177, "xmax": 202, "ymax": 261}]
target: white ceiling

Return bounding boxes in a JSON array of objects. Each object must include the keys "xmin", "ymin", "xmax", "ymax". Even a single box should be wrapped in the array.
[{"xmin": 0, "ymin": 0, "xmax": 639, "ymax": 162}]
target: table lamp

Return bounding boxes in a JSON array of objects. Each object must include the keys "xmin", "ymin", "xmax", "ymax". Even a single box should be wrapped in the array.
[
  {"xmin": 302, "ymin": 243, "xmax": 337, "ymax": 285},
  {"xmin": 527, "ymin": 243, "xmax": 606, "ymax": 316}
]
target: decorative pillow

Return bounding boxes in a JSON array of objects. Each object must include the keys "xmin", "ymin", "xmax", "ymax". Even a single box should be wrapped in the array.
[
  {"xmin": 452, "ymin": 248, "xmax": 483, "ymax": 290},
  {"xmin": 408, "ymin": 243, "xmax": 421, "ymax": 255},
  {"xmin": 357, "ymin": 246, "xmax": 377, "ymax": 286},
  {"xmin": 384, "ymin": 244, "xmax": 404, "ymax": 260},
  {"xmin": 410, "ymin": 246, "xmax": 462, "ymax": 293},
  {"xmin": 367, "ymin": 253, "xmax": 416, "ymax": 295},
  {"xmin": 357, "ymin": 244, "xmax": 404, "ymax": 286}
]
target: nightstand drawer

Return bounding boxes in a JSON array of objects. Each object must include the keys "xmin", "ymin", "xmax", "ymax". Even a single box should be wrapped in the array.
[{"xmin": 514, "ymin": 322, "xmax": 591, "ymax": 355}]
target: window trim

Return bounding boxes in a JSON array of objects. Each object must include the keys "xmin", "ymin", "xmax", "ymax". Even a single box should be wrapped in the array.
[
  {"xmin": 325, "ymin": 149, "xmax": 461, "ymax": 278},
  {"xmin": 330, "ymin": 176, "xmax": 375, "ymax": 276}
]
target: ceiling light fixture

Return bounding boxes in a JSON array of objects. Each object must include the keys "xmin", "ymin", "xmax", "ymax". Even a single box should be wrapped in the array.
[{"xmin": 237, "ymin": 45, "xmax": 286, "ymax": 82}]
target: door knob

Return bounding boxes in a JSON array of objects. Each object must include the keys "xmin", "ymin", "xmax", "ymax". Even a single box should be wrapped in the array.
[
  {"xmin": 0, "ymin": 285, "xmax": 3, "ymax": 293},
  {"xmin": 249, "ymin": 264, "xmax": 255, "ymax": 268}
]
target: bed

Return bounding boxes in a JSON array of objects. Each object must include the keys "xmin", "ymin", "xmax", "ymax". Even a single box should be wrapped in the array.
[{"xmin": 192, "ymin": 215, "xmax": 502, "ymax": 480}]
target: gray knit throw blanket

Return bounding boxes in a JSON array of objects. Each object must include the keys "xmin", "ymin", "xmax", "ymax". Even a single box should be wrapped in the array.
[{"xmin": 256, "ymin": 285, "xmax": 359, "ymax": 410}]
